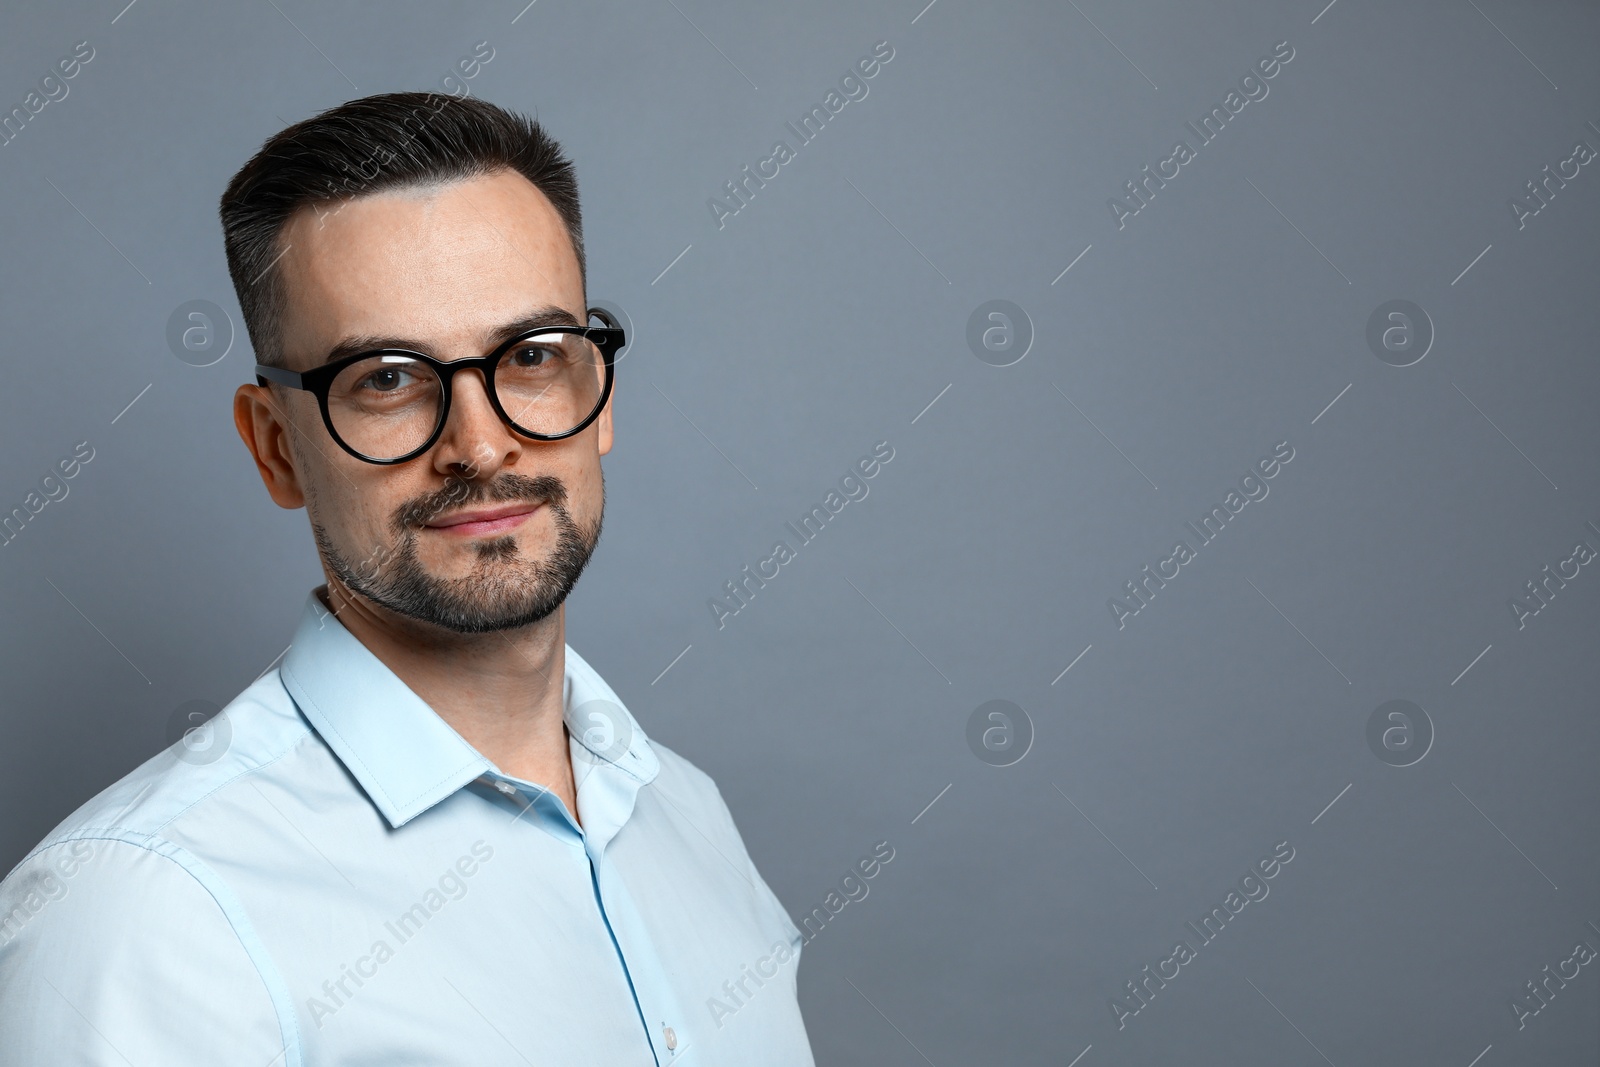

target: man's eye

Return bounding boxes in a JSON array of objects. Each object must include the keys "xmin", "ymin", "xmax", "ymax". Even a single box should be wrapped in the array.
[
  {"xmin": 510, "ymin": 346, "xmax": 557, "ymax": 368},
  {"xmin": 360, "ymin": 367, "xmax": 417, "ymax": 391}
]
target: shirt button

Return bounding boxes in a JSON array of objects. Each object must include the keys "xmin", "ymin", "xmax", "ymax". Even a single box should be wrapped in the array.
[
  {"xmin": 495, "ymin": 781, "xmax": 518, "ymax": 797},
  {"xmin": 663, "ymin": 1025, "xmax": 678, "ymax": 1050}
]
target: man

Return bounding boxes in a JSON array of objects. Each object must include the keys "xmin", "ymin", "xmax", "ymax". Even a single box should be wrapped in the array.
[{"xmin": 0, "ymin": 92, "xmax": 814, "ymax": 1065}]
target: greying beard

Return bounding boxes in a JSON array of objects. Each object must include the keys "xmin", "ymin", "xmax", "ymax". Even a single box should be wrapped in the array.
[{"xmin": 313, "ymin": 471, "xmax": 602, "ymax": 634}]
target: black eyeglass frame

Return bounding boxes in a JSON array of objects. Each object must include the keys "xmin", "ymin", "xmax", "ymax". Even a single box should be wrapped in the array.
[{"xmin": 254, "ymin": 308, "xmax": 625, "ymax": 466}]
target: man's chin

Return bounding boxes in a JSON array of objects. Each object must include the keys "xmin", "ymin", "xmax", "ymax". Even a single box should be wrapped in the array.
[{"xmin": 377, "ymin": 586, "xmax": 569, "ymax": 635}]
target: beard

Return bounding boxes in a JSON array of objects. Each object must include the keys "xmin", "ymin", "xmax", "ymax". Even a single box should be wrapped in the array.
[{"xmin": 312, "ymin": 470, "xmax": 602, "ymax": 634}]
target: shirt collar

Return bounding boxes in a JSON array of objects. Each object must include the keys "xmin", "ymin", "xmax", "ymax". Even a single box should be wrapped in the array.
[{"xmin": 279, "ymin": 586, "xmax": 658, "ymax": 830}]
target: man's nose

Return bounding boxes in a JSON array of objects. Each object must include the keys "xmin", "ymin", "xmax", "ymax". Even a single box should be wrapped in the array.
[{"xmin": 431, "ymin": 366, "xmax": 522, "ymax": 478}]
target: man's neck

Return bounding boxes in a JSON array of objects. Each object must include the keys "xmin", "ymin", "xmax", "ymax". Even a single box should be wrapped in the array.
[{"xmin": 316, "ymin": 582, "xmax": 579, "ymax": 823}]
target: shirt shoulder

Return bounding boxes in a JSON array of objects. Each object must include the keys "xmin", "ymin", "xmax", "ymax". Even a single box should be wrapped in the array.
[
  {"xmin": 641, "ymin": 737, "xmax": 803, "ymax": 947},
  {"xmin": 11, "ymin": 669, "xmax": 313, "ymax": 858},
  {"xmin": 640, "ymin": 735, "xmax": 742, "ymax": 843},
  {"xmin": 647, "ymin": 735, "xmax": 718, "ymax": 796},
  {"xmin": 0, "ymin": 670, "xmax": 313, "ymax": 1064}
]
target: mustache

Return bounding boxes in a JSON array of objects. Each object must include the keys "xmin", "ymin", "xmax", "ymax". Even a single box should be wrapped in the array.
[{"xmin": 396, "ymin": 473, "xmax": 568, "ymax": 530}]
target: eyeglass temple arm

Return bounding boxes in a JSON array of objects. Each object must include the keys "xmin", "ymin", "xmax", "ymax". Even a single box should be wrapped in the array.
[{"xmin": 255, "ymin": 364, "xmax": 305, "ymax": 390}]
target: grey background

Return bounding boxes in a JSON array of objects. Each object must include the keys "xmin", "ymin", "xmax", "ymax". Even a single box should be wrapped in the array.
[{"xmin": 2, "ymin": 0, "xmax": 1597, "ymax": 1063}]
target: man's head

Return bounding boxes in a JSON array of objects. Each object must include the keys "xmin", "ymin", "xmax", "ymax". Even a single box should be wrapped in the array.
[{"xmin": 224, "ymin": 92, "xmax": 611, "ymax": 636}]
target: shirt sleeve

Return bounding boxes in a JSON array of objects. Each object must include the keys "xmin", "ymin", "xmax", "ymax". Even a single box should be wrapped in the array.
[
  {"xmin": 703, "ymin": 782, "xmax": 806, "ymax": 952},
  {"xmin": 0, "ymin": 836, "xmax": 289, "ymax": 1065}
]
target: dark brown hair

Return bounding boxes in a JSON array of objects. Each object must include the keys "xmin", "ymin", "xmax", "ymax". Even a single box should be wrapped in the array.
[{"xmin": 219, "ymin": 91, "xmax": 584, "ymax": 368}]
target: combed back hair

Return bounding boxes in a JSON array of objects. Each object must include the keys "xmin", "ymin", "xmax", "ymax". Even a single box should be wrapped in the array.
[{"xmin": 219, "ymin": 91, "xmax": 584, "ymax": 368}]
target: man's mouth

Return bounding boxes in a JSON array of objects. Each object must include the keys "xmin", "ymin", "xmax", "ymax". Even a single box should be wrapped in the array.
[{"xmin": 423, "ymin": 502, "xmax": 541, "ymax": 537}]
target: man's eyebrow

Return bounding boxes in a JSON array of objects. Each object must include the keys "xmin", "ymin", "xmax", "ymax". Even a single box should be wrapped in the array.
[{"xmin": 317, "ymin": 306, "xmax": 584, "ymax": 366}]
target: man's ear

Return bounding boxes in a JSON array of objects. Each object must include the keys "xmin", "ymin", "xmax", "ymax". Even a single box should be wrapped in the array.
[{"xmin": 233, "ymin": 383, "xmax": 307, "ymax": 509}]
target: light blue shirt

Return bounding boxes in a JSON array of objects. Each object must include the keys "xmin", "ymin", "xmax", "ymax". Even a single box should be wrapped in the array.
[{"xmin": 0, "ymin": 588, "xmax": 813, "ymax": 1065}]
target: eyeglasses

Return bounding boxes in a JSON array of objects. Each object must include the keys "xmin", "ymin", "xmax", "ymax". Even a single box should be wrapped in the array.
[{"xmin": 254, "ymin": 308, "xmax": 624, "ymax": 465}]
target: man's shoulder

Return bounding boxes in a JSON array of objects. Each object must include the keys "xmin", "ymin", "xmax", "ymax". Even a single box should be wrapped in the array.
[
  {"xmin": 641, "ymin": 733, "xmax": 729, "ymax": 813},
  {"xmin": 639, "ymin": 736, "xmax": 769, "ymax": 866},
  {"xmin": 647, "ymin": 735, "xmax": 716, "ymax": 791},
  {"xmin": 635, "ymin": 734, "xmax": 803, "ymax": 948},
  {"xmin": 0, "ymin": 671, "xmax": 309, "ymax": 1057},
  {"xmin": 7, "ymin": 669, "xmax": 313, "ymax": 877}
]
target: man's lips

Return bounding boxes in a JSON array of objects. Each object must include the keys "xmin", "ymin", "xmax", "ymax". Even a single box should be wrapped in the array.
[{"xmin": 423, "ymin": 503, "xmax": 540, "ymax": 536}]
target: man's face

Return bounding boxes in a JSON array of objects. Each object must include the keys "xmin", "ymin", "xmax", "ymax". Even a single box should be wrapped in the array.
[{"xmin": 246, "ymin": 169, "xmax": 610, "ymax": 634}]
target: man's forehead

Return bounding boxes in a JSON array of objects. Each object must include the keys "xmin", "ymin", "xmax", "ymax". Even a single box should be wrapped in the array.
[{"xmin": 275, "ymin": 170, "xmax": 582, "ymax": 352}]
